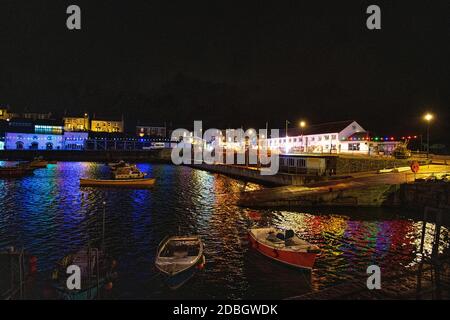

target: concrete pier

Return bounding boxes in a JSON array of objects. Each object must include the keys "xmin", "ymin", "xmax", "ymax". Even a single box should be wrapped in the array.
[
  {"xmin": 189, "ymin": 163, "xmax": 336, "ymax": 186},
  {"xmin": 237, "ymin": 165, "xmax": 450, "ymax": 208}
]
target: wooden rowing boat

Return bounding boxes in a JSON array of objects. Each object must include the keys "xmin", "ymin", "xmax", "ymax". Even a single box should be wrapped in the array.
[
  {"xmin": 79, "ymin": 178, "xmax": 155, "ymax": 188},
  {"xmin": 155, "ymin": 236, "xmax": 205, "ymax": 277},
  {"xmin": 248, "ymin": 227, "xmax": 320, "ymax": 270}
]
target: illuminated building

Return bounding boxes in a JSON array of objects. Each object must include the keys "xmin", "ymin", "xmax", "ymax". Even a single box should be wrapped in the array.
[
  {"xmin": 4, "ymin": 119, "xmax": 64, "ymax": 150},
  {"xmin": 34, "ymin": 120, "xmax": 63, "ymax": 134},
  {"xmin": 63, "ymin": 131, "xmax": 89, "ymax": 150},
  {"xmin": 136, "ymin": 124, "xmax": 167, "ymax": 138},
  {"xmin": 63, "ymin": 114, "xmax": 90, "ymax": 131},
  {"xmin": 267, "ymin": 120, "xmax": 366, "ymax": 154},
  {"xmin": 91, "ymin": 117, "xmax": 124, "ymax": 133},
  {"xmin": 266, "ymin": 120, "xmax": 402, "ymax": 155},
  {"xmin": 0, "ymin": 107, "xmax": 11, "ymax": 121},
  {"xmin": 5, "ymin": 132, "xmax": 63, "ymax": 150}
]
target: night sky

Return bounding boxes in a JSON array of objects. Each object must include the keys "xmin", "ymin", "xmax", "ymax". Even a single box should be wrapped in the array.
[{"xmin": 0, "ymin": 1, "xmax": 448, "ymax": 144}]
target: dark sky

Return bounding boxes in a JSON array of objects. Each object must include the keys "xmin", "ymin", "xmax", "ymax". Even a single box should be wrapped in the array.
[{"xmin": 0, "ymin": 1, "xmax": 449, "ymax": 143}]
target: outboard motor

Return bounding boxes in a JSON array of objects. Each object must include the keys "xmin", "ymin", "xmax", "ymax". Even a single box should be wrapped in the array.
[{"xmin": 285, "ymin": 229, "xmax": 295, "ymax": 240}]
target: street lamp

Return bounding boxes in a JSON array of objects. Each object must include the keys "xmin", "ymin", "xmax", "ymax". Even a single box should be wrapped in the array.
[
  {"xmin": 423, "ymin": 113, "xmax": 434, "ymax": 158},
  {"xmin": 299, "ymin": 120, "xmax": 306, "ymax": 152},
  {"xmin": 299, "ymin": 120, "xmax": 306, "ymax": 133}
]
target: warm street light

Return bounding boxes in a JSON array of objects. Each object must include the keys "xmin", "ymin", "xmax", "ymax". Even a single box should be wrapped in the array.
[
  {"xmin": 424, "ymin": 113, "xmax": 433, "ymax": 122},
  {"xmin": 423, "ymin": 112, "xmax": 434, "ymax": 158},
  {"xmin": 299, "ymin": 121, "xmax": 306, "ymax": 145}
]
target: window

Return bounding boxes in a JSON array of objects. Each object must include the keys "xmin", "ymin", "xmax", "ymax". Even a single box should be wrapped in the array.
[
  {"xmin": 296, "ymin": 159, "xmax": 306, "ymax": 167},
  {"xmin": 331, "ymin": 135, "xmax": 336, "ymax": 140},
  {"xmin": 348, "ymin": 143, "xmax": 360, "ymax": 151},
  {"xmin": 324, "ymin": 135, "xmax": 329, "ymax": 140}
]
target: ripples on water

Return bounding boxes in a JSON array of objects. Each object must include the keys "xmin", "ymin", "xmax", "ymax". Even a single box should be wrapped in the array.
[{"xmin": 0, "ymin": 161, "xmax": 448, "ymax": 299}]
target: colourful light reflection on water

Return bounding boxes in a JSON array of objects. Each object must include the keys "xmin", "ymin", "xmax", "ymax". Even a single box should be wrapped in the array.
[{"xmin": 0, "ymin": 161, "xmax": 448, "ymax": 299}]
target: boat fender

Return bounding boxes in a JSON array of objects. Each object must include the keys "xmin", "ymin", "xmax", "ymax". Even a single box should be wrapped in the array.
[
  {"xmin": 105, "ymin": 282, "xmax": 113, "ymax": 291},
  {"xmin": 196, "ymin": 263, "xmax": 205, "ymax": 270},
  {"xmin": 29, "ymin": 256, "xmax": 38, "ymax": 274}
]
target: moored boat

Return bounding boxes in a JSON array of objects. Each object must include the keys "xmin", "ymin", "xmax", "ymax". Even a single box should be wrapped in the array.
[
  {"xmin": 23, "ymin": 157, "xmax": 48, "ymax": 169},
  {"xmin": 0, "ymin": 247, "xmax": 38, "ymax": 300},
  {"xmin": 155, "ymin": 236, "xmax": 205, "ymax": 280},
  {"xmin": 0, "ymin": 166, "xmax": 35, "ymax": 178},
  {"xmin": 51, "ymin": 248, "xmax": 117, "ymax": 300},
  {"xmin": 248, "ymin": 227, "xmax": 320, "ymax": 270},
  {"xmin": 80, "ymin": 177, "xmax": 155, "ymax": 188}
]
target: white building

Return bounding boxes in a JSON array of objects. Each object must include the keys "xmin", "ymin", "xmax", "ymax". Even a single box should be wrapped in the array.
[{"xmin": 267, "ymin": 120, "xmax": 401, "ymax": 155}]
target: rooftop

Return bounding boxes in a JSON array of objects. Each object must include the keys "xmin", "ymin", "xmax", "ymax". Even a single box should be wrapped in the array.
[{"xmin": 278, "ymin": 120, "xmax": 359, "ymax": 137}]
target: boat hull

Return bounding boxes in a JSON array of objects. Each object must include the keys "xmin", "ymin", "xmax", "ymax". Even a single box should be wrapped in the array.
[
  {"xmin": 155, "ymin": 235, "xmax": 205, "ymax": 290},
  {"xmin": 80, "ymin": 178, "xmax": 155, "ymax": 188},
  {"xmin": 164, "ymin": 255, "xmax": 205, "ymax": 290},
  {"xmin": 0, "ymin": 167, "xmax": 34, "ymax": 178},
  {"xmin": 248, "ymin": 232, "xmax": 317, "ymax": 270},
  {"xmin": 52, "ymin": 279, "xmax": 106, "ymax": 300}
]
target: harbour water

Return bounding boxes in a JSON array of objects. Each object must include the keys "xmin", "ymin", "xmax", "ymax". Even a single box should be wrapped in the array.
[{"xmin": 0, "ymin": 161, "xmax": 448, "ymax": 299}]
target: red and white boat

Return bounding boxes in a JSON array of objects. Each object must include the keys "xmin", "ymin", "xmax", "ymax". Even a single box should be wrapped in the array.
[{"xmin": 248, "ymin": 227, "xmax": 320, "ymax": 270}]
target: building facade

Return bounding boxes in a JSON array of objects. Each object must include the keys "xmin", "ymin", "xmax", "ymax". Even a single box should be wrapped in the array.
[
  {"xmin": 63, "ymin": 131, "xmax": 89, "ymax": 150},
  {"xmin": 136, "ymin": 125, "xmax": 166, "ymax": 138},
  {"xmin": 21, "ymin": 112, "xmax": 53, "ymax": 120},
  {"xmin": 5, "ymin": 132, "xmax": 63, "ymax": 150},
  {"xmin": 91, "ymin": 119, "xmax": 124, "ymax": 133},
  {"xmin": 0, "ymin": 108, "xmax": 11, "ymax": 121},
  {"xmin": 268, "ymin": 120, "xmax": 366, "ymax": 154},
  {"xmin": 267, "ymin": 120, "xmax": 402, "ymax": 156},
  {"xmin": 64, "ymin": 114, "xmax": 90, "ymax": 131}
]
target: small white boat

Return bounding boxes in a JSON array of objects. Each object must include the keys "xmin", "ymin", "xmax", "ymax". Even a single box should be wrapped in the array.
[
  {"xmin": 112, "ymin": 165, "xmax": 147, "ymax": 180},
  {"xmin": 155, "ymin": 236, "xmax": 204, "ymax": 277}
]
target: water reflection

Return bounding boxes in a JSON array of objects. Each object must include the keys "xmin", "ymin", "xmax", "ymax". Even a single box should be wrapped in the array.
[{"xmin": 0, "ymin": 161, "xmax": 448, "ymax": 299}]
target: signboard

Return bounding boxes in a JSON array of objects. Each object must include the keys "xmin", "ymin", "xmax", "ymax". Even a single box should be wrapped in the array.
[{"xmin": 410, "ymin": 161, "xmax": 420, "ymax": 173}]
